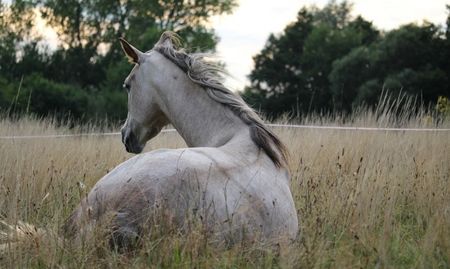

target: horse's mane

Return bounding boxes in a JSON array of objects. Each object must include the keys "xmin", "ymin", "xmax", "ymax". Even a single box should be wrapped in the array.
[{"xmin": 152, "ymin": 31, "xmax": 288, "ymax": 168}]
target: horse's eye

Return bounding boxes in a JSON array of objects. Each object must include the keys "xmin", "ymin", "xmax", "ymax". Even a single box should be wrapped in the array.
[{"xmin": 123, "ymin": 83, "xmax": 130, "ymax": 92}]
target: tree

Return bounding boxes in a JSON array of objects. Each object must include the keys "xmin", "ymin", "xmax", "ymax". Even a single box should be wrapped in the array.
[
  {"xmin": 243, "ymin": 1, "xmax": 379, "ymax": 116},
  {"xmin": 37, "ymin": 0, "xmax": 235, "ymax": 52},
  {"xmin": 0, "ymin": 1, "xmax": 38, "ymax": 80},
  {"xmin": 243, "ymin": 0, "xmax": 448, "ymax": 117},
  {"xmin": 330, "ymin": 23, "xmax": 449, "ymax": 110},
  {"xmin": 0, "ymin": 0, "xmax": 237, "ymax": 121},
  {"xmin": 243, "ymin": 8, "xmax": 314, "ymax": 116}
]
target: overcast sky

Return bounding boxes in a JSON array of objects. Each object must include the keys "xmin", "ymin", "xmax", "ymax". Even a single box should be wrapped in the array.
[{"xmin": 213, "ymin": 0, "xmax": 449, "ymax": 91}]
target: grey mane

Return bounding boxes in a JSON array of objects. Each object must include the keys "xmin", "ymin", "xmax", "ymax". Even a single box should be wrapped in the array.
[{"xmin": 152, "ymin": 31, "xmax": 288, "ymax": 168}]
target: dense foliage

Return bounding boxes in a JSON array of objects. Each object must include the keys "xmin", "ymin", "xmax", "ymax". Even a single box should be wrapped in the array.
[
  {"xmin": 242, "ymin": 1, "xmax": 450, "ymax": 117},
  {"xmin": 1, "ymin": 0, "xmax": 449, "ymax": 120},
  {"xmin": 0, "ymin": 0, "xmax": 236, "ymax": 121}
]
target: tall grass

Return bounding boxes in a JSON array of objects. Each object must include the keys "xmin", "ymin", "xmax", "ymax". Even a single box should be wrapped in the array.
[{"xmin": 0, "ymin": 99, "xmax": 449, "ymax": 268}]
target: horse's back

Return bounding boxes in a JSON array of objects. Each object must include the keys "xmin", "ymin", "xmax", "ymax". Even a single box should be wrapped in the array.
[{"xmin": 67, "ymin": 147, "xmax": 298, "ymax": 244}]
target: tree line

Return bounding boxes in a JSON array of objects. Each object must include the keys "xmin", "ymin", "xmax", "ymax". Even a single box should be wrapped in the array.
[
  {"xmin": 0, "ymin": 0, "xmax": 236, "ymax": 121},
  {"xmin": 242, "ymin": 1, "xmax": 450, "ymax": 117},
  {"xmin": 0, "ymin": 0, "xmax": 449, "ymax": 122}
]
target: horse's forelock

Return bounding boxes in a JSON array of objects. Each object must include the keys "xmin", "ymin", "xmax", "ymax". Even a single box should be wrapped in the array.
[{"xmin": 155, "ymin": 31, "xmax": 182, "ymax": 49}]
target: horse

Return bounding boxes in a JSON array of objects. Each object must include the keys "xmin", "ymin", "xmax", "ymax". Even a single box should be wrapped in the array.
[{"xmin": 63, "ymin": 32, "xmax": 298, "ymax": 247}]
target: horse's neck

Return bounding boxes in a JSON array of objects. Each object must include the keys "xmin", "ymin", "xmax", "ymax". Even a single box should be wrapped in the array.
[
  {"xmin": 162, "ymin": 83, "xmax": 249, "ymax": 148},
  {"xmin": 152, "ymin": 56, "xmax": 250, "ymax": 149}
]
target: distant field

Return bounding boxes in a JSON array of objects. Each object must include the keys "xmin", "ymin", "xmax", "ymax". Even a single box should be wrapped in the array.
[{"xmin": 0, "ymin": 108, "xmax": 449, "ymax": 268}]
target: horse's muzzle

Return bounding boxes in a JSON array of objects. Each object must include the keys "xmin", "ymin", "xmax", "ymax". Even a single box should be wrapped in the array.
[{"xmin": 121, "ymin": 128, "xmax": 143, "ymax": 154}]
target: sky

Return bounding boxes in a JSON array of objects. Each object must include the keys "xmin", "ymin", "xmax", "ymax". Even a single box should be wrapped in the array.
[{"xmin": 213, "ymin": 0, "xmax": 449, "ymax": 91}]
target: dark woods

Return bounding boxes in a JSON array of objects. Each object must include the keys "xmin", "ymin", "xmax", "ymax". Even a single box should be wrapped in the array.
[
  {"xmin": 242, "ymin": 2, "xmax": 450, "ymax": 117},
  {"xmin": 0, "ymin": 0, "xmax": 449, "ymax": 122}
]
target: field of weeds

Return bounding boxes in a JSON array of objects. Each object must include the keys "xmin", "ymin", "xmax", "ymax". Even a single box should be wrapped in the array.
[{"xmin": 0, "ymin": 103, "xmax": 449, "ymax": 268}]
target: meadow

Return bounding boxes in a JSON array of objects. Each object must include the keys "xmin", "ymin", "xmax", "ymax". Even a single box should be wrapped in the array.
[{"xmin": 0, "ymin": 102, "xmax": 449, "ymax": 268}]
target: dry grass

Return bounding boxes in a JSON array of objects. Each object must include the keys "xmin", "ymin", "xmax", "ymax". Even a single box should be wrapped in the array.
[{"xmin": 0, "ymin": 104, "xmax": 449, "ymax": 268}]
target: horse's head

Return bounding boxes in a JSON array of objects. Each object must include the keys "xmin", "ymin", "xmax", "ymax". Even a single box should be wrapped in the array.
[{"xmin": 119, "ymin": 38, "xmax": 169, "ymax": 154}]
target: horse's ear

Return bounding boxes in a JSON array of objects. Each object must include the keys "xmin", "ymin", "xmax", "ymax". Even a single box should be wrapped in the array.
[{"xmin": 119, "ymin": 38, "xmax": 142, "ymax": 64}]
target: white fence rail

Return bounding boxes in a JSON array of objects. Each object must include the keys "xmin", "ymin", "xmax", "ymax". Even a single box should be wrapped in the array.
[{"xmin": 0, "ymin": 124, "xmax": 449, "ymax": 140}]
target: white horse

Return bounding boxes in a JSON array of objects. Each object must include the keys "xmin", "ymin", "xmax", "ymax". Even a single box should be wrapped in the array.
[{"xmin": 64, "ymin": 32, "xmax": 298, "ymax": 247}]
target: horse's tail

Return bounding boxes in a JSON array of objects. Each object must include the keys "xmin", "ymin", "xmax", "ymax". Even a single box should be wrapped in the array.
[{"xmin": 0, "ymin": 220, "xmax": 59, "ymax": 253}]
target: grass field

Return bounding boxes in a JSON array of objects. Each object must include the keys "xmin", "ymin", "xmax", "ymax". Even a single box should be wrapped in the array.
[{"xmin": 0, "ymin": 103, "xmax": 449, "ymax": 268}]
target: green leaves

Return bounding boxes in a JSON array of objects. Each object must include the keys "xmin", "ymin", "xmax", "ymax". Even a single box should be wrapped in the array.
[
  {"xmin": 331, "ymin": 24, "xmax": 449, "ymax": 111},
  {"xmin": 244, "ymin": 1, "xmax": 450, "ymax": 117},
  {"xmin": 244, "ymin": 1, "xmax": 373, "ymax": 116},
  {"xmin": 0, "ymin": 0, "xmax": 236, "ymax": 121},
  {"xmin": 35, "ymin": 0, "xmax": 236, "ymax": 51}
]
